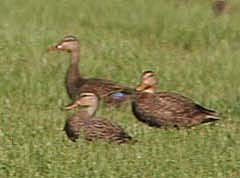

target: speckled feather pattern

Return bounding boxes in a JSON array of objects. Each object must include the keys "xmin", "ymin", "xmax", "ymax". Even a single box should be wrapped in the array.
[
  {"xmin": 132, "ymin": 92, "xmax": 218, "ymax": 127},
  {"xmin": 64, "ymin": 111, "xmax": 132, "ymax": 143},
  {"xmin": 68, "ymin": 78, "xmax": 133, "ymax": 106}
]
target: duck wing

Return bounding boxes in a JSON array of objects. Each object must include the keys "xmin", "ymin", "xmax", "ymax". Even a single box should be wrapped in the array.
[
  {"xmin": 81, "ymin": 117, "xmax": 133, "ymax": 144},
  {"xmin": 132, "ymin": 92, "xmax": 219, "ymax": 127},
  {"xmin": 76, "ymin": 78, "xmax": 135, "ymax": 106},
  {"xmin": 64, "ymin": 112, "xmax": 90, "ymax": 142}
]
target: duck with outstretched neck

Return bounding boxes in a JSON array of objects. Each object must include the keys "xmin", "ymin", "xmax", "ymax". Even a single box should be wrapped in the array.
[
  {"xmin": 132, "ymin": 71, "xmax": 220, "ymax": 128},
  {"xmin": 48, "ymin": 36, "xmax": 134, "ymax": 106}
]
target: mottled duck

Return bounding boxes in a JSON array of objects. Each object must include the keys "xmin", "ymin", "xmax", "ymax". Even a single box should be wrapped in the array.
[
  {"xmin": 48, "ymin": 36, "xmax": 134, "ymax": 106},
  {"xmin": 132, "ymin": 71, "xmax": 220, "ymax": 128},
  {"xmin": 64, "ymin": 92, "xmax": 134, "ymax": 143}
]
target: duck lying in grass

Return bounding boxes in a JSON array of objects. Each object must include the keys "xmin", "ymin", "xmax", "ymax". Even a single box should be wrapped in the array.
[
  {"xmin": 48, "ymin": 36, "xmax": 134, "ymax": 107},
  {"xmin": 64, "ymin": 92, "xmax": 134, "ymax": 144},
  {"xmin": 131, "ymin": 71, "xmax": 220, "ymax": 128}
]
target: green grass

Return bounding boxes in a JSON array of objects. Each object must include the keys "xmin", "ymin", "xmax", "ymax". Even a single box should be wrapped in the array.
[{"xmin": 1, "ymin": 0, "xmax": 240, "ymax": 177}]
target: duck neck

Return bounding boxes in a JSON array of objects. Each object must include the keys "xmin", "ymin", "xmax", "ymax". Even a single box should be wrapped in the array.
[
  {"xmin": 66, "ymin": 50, "xmax": 82, "ymax": 98},
  {"xmin": 82, "ymin": 105, "xmax": 97, "ymax": 117},
  {"xmin": 70, "ymin": 50, "xmax": 80, "ymax": 65}
]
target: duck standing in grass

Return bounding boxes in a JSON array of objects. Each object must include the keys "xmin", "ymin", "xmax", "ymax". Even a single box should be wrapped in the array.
[
  {"xmin": 64, "ymin": 92, "xmax": 134, "ymax": 144},
  {"xmin": 48, "ymin": 36, "xmax": 134, "ymax": 106},
  {"xmin": 131, "ymin": 71, "xmax": 220, "ymax": 128}
]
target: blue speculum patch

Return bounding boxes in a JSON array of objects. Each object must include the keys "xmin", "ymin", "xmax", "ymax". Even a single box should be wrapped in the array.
[{"xmin": 111, "ymin": 92, "xmax": 126, "ymax": 97}]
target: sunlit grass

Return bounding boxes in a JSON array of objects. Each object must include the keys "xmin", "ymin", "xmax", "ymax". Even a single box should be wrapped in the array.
[{"xmin": 0, "ymin": 0, "xmax": 240, "ymax": 177}]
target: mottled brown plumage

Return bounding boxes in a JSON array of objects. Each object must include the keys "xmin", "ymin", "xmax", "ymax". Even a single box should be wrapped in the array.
[
  {"xmin": 48, "ymin": 36, "xmax": 134, "ymax": 106},
  {"xmin": 64, "ymin": 93, "xmax": 134, "ymax": 143},
  {"xmin": 132, "ymin": 71, "xmax": 220, "ymax": 128}
]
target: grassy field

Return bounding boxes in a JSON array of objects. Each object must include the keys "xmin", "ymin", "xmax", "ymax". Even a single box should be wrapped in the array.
[{"xmin": 0, "ymin": 0, "xmax": 240, "ymax": 177}]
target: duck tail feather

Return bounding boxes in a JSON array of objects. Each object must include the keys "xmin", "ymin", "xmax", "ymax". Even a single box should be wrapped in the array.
[
  {"xmin": 201, "ymin": 116, "xmax": 220, "ymax": 124},
  {"xmin": 195, "ymin": 104, "xmax": 216, "ymax": 114}
]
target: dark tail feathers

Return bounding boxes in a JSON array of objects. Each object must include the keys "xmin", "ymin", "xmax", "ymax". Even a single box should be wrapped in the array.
[
  {"xmin": 195, "ymin": 104, "xmax": 216, "ymax": 114},
  {"xmin": 195, "ymin": 104, "xmax": 220, "ymax": 122}
]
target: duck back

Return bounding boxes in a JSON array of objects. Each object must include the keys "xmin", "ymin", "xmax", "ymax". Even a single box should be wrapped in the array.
[
  {"xmin": 64, "ymin": 111, "xmax": 133, "ymax": 143},
  {"xmin": 132, "ymin": 92, "xmax": 219, "ymax": 128}
]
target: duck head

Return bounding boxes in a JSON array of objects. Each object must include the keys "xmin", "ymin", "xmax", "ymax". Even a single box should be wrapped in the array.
[
  {"xmin": 136, "ymin": 71, "xmax": 156, "ymax": 93},
  {"xmin": 65, "ymin": 92, "xmax": 98, "ymax": 110},
  {"xmin": 48, "ymin": 36, "xmax": 80, "ymax": 53}
]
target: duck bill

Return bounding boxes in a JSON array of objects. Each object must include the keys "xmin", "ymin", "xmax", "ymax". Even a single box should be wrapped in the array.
[
  {"xmin": 64, "ymin": 99, "xmax": 83, "ymax": 110},
  {"xmin": 64, "ymin": 102, "xmax": 78, "ymax": 110},
  {"xmin": 136, "ymin": 83, "xmax": 154, "ymax": 93},
  {"xmin": 136, "ymin": 83, "xmax": 146, "ymax": 91},
  {"xmin": 47, "ymin": 45, "xmax": 58, "ymax": 52},
  {"xmin": 47, "ymin": 43, "xmax": 63, "ymax": 52}
]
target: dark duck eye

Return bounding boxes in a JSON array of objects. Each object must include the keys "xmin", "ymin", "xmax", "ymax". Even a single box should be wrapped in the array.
[{"xmin": 80, "ymin": 94, "xmax": 89, "ymax": 98}]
